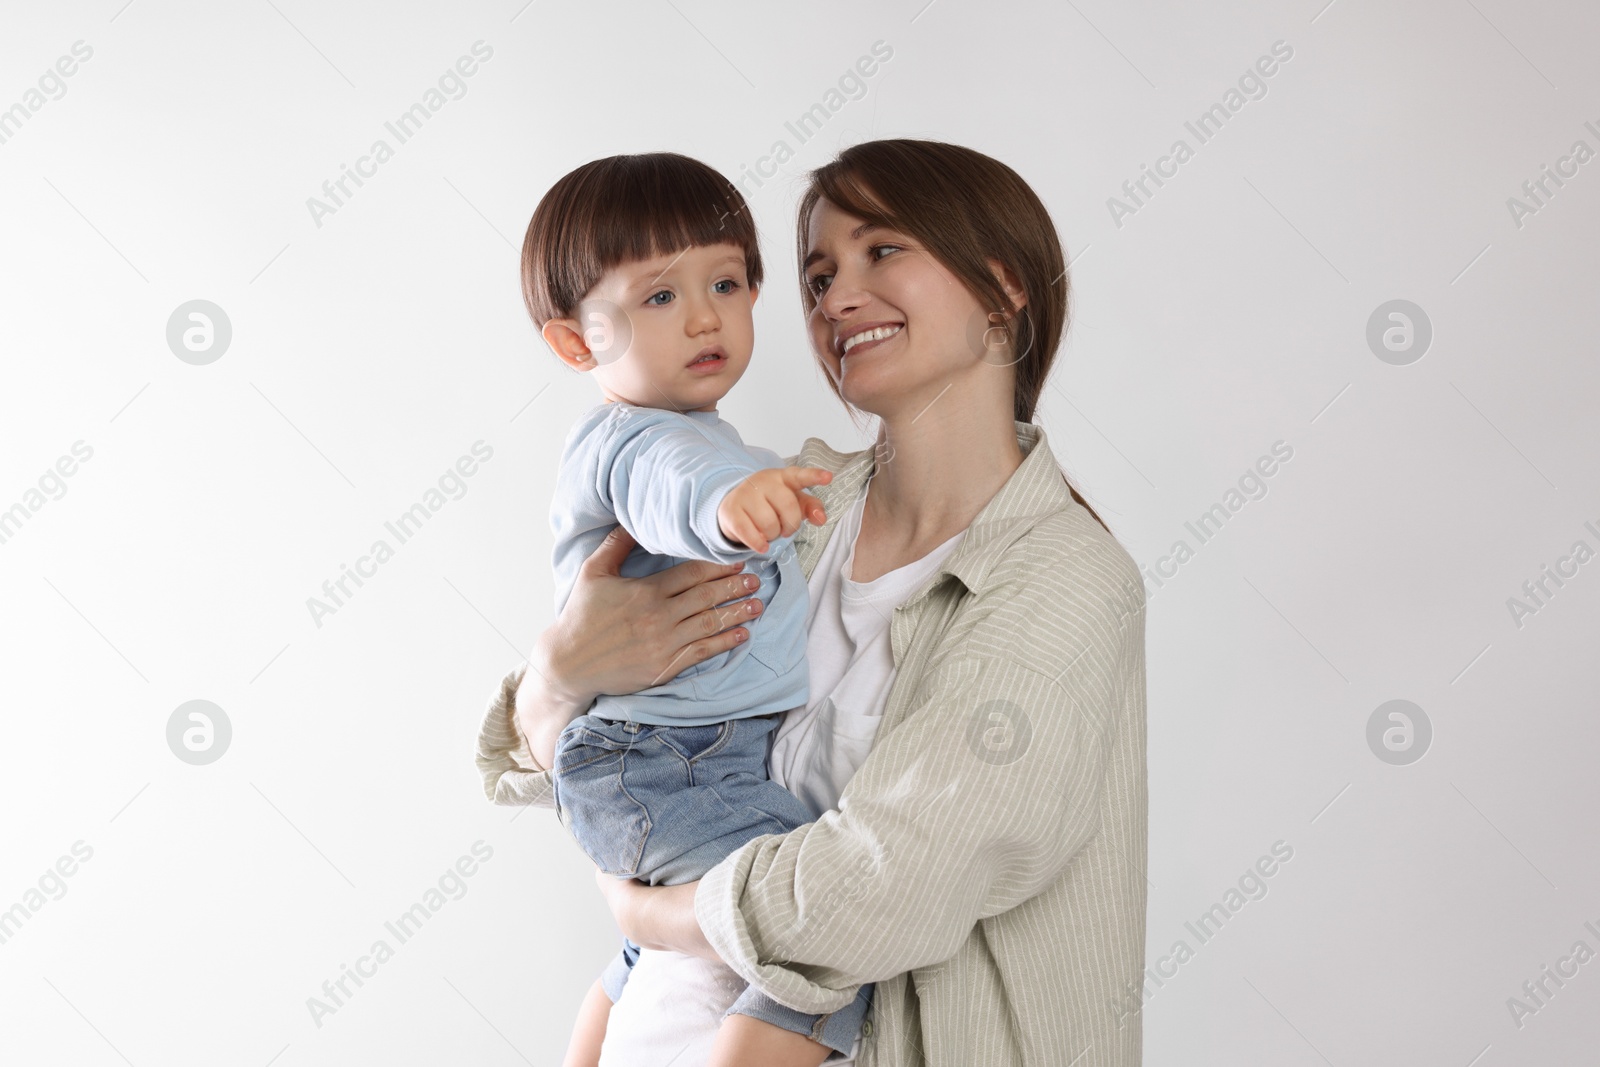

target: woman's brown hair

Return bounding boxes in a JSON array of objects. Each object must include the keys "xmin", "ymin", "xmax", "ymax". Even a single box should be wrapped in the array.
[{"xmin": 794, "ymin": 139, "xmax": 1110, "ymax": 535}]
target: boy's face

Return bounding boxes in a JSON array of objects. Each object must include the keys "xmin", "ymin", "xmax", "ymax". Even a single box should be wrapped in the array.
[{"xmin": 542, "ymin": 242, "xmax": 757, "ymax": 413}]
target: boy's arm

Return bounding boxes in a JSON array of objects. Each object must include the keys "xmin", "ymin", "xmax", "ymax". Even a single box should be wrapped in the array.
[
  {"xmin": 716, "ymin": 466, "xmax": 831, "ymax": 555},
  {"xmin": 594, "ymin": 408, "xmax": 786, "ymax": 563}
]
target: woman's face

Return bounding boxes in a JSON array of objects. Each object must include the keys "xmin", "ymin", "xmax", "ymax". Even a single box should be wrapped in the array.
[{"xmin": 801, "ymin": 196, "xmax": 1018, "ymax": 423}]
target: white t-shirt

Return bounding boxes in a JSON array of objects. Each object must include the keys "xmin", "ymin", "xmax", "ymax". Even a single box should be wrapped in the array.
[
  {"xmin": 769, "ymin": 480, "xmax": 966, "ymax": 817},
  {"xmin": 598, "ymin": 480, "xmax": 967, "ymax": 1067}
]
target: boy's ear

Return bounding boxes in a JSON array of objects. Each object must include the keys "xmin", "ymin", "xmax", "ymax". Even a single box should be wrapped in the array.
[{"xmin": 542, "ymin": 317, "xmax": 594, "ymax": 372}]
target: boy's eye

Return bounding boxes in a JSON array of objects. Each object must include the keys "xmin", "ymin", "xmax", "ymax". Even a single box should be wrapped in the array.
[
  {"xmin": 645, "ymin": 290, "xmax": 673, "ymax": 306},
  {"xmin": 713, "ymin": 279, "xmax": 741, "ymax": 295}
]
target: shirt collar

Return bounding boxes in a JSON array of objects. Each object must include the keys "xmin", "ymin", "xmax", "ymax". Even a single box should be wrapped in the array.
[{"xmin": 796, "ymin": 421, "xmax": 1078, "ymax": 600}]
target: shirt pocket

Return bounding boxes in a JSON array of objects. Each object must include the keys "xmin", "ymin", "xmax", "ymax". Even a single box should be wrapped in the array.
[
  {"xmin": 744, "ymin": 552, "xmax": 803, "ymax": 676},
  {"xmin": 822, "ymin": 677, "xmax": 889, "ymax": 749}
]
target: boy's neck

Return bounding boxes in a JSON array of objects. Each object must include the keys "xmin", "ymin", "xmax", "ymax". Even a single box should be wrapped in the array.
[{"xmin": 600, "ymin": 393, "xmax": 718, "ymax": 414}]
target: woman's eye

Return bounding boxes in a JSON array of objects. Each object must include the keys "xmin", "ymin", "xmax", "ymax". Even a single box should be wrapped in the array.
[
  {"xmin": 807, "ymin": 245, "xmax": 898, "ymax": 296},
  {"xmin": 645, "ymin": 290, "xmax": 673, "ymax": 306}
]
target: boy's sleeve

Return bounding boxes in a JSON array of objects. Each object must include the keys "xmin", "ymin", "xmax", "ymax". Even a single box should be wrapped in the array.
[
  {"xmin": 593, "ymin": 408, "xmax": 788, "ymax": 563},
  {"xmin": 474, "ymin": 663, "xmax": 556, "ymax": 810}
]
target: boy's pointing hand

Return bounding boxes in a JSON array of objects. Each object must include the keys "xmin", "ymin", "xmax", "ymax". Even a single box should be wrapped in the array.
[{"xmin": 717, "ymin": 467, "xmax": 833, "ymax": 554}]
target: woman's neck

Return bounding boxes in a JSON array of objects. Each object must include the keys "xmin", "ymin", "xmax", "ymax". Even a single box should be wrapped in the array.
[{"xmin": 852, "ymin": 402, "xmax": 1025, "ymax": 580}]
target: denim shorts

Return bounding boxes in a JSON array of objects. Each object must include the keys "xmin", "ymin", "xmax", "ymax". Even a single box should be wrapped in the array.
[{"xmin": 553, "ymin": 710, "xmax": 874, "ymax": 1056}]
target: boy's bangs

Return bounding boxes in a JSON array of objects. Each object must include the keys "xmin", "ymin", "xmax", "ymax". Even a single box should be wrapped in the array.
[{"xmin": 588, "ymin": 183, "xmax": 751, "ymax": 280}]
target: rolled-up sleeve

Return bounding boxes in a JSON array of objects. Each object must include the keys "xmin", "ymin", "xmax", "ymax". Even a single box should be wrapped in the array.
[
  {"xmin": 693, "ymin": 584, "xmax": 1141, "ymax": 1015},
  {"xmin": 474, "ymin": 663, "xmax": 557, "ymax": 810}
]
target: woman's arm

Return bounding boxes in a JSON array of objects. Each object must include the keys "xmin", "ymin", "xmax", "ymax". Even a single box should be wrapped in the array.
[
  {"xmin": 475, "ymin": 661, "xmax": 559, "ymax": 809},
  {"xmin": 594, "ymin": 873, "xmax": 719, "ymax": 963},
  {"xmin": 474, "ymin": 525, "xmax": 770, "ymax": 805},
  {"xmin": 515, "ymin": 627, "xmax": 600, "ymax": 773},
  {"xmin": 601, "ymin": 569, "xmax": 1146, "ymax": 1015}
]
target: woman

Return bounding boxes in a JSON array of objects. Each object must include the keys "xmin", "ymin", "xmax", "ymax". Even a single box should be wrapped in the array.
[{"xmin": 476, "ymin": 139, "xmax": 1149, "ymax": 1066}]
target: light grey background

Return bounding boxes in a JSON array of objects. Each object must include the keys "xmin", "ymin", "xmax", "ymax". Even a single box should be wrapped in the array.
[{"xmin": 2, "ymin": 0, "xmax": 1596, "ymax": 1064}]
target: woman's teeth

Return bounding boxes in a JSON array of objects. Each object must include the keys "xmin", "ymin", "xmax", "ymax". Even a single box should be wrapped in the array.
[{"xmin": 843, "ymin": 325, "xmax": 901, "ymax": 355}]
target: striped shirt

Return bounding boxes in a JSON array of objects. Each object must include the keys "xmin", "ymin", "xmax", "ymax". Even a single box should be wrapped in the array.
[{"xmin": 475, "ymin": 420, "xmax": 1149, "ymax": 1066}]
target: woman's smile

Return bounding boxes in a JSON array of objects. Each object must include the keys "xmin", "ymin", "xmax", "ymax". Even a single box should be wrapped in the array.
[{"xmin": 840, "ymin": 323, "xmax": 903, "ymax": 360}]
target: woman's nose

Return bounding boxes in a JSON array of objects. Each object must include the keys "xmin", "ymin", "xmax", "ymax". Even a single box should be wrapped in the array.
[{"xmin": 819, "ymin": 276, "xmax": 864, "ymax": 320}]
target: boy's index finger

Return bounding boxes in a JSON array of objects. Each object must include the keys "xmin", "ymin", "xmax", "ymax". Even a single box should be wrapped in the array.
[{"xmin": 778, "ymin": 466, "xmax": 834, "ymax": 489}]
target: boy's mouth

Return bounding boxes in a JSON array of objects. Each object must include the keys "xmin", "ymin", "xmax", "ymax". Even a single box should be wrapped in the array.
[{"xmin": 687, "ymin": 346, "xmax": 728, "ymax": 372}]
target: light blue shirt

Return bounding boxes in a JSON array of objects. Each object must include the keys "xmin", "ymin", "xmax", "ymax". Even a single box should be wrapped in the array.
[{"xmin": 550, "ymin": 401, "xmax": 808, "ymax": 727}]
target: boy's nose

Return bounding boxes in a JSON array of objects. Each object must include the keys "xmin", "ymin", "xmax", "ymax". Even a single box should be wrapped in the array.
[{"xmin": 687, "ymin": 300, "xmax": 721, "ymax": 331}]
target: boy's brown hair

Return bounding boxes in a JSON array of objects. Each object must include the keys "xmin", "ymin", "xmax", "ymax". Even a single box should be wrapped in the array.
[{"xmin": 521, "ymin": 152, "xmax": 763, "ymax": 328}]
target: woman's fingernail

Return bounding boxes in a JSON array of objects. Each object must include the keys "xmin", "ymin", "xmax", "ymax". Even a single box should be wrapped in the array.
[
  {"xmin": 744, "ymin": 575, "xmax": 759, "ymax": 589},
  {"xmin": 747, "ymin": 601, "xmax": 762, "ymax": 614},
  {"xmin": 735, "ymin": 629, "xmax": 747, "ymax": 642}
]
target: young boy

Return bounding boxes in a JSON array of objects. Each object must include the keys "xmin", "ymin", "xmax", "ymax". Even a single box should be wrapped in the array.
[{"xmin": 522, "ymin": 153, "xmax": 874, "ymax": 1066}]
